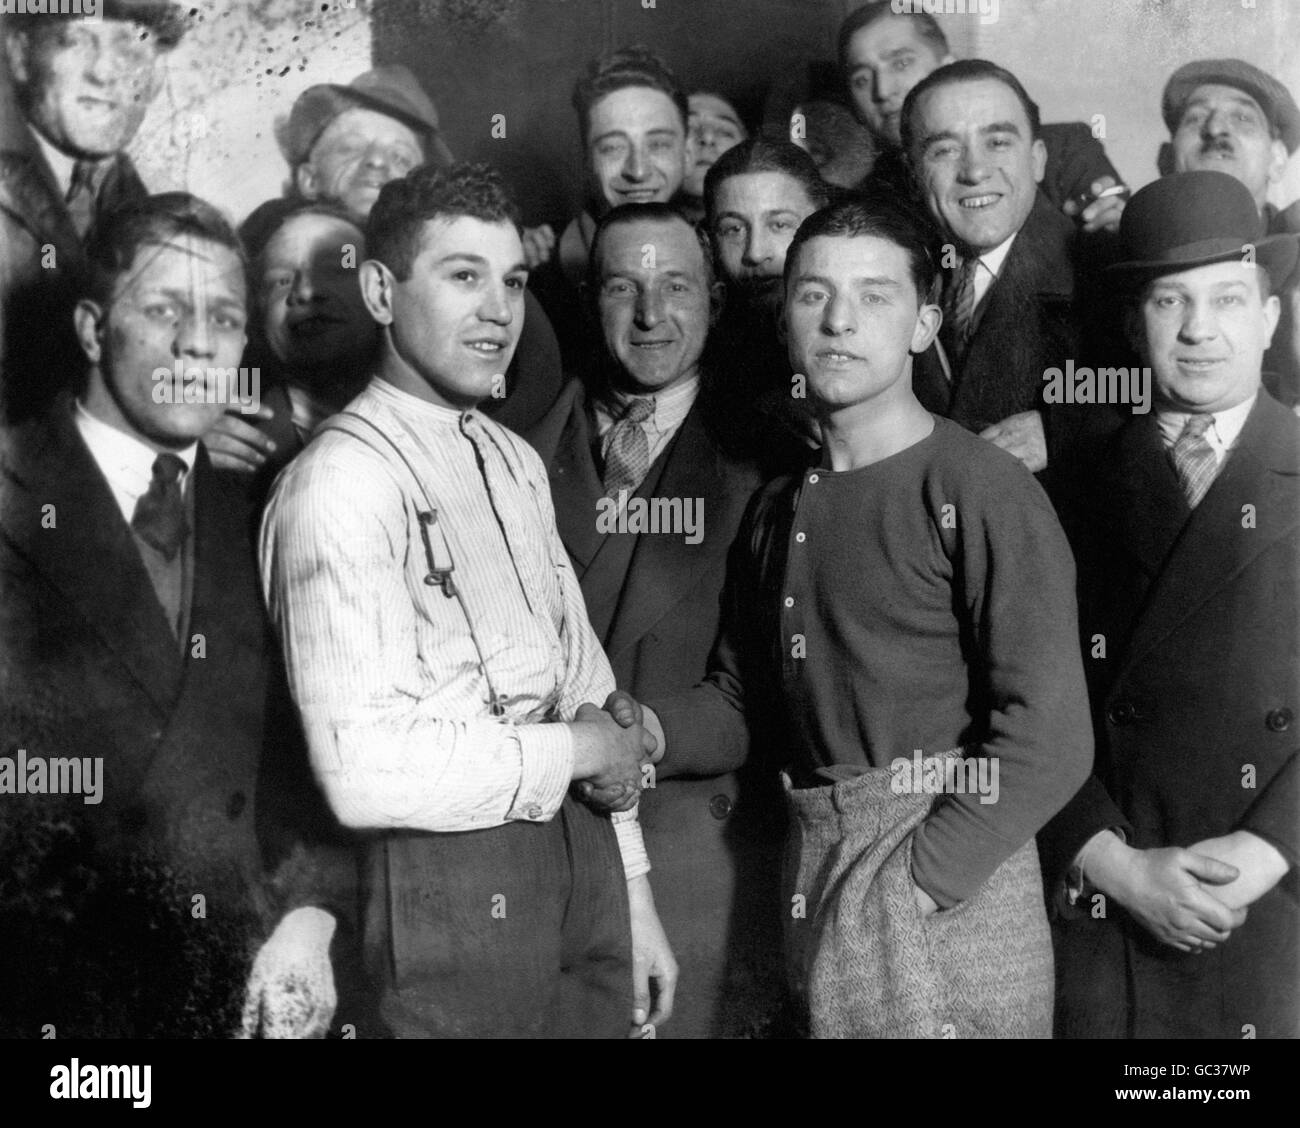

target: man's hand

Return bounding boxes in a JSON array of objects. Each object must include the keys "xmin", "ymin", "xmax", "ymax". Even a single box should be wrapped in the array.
[
  {"xmin": 1085, "ymin": 834, "xmax": 1246, "ymax": 952},
  {"xmin": 1187, "ymin": 831, "xmax": 1289, "ymax": 912},
  {"xmin": 521, "ymin": 224, "xmax": 557, "ymax": 270},
  {"xmin": 979, "ymin": 410, "xmax": 1047, "ymax": 472},
  {"xmin": 204, "ymin": 406, "xmax": 277, "ymax": 474},
  {"xmin": 238, "ymin": 906, "xmax": 337, "ymax": 1038},
  {"xmin": 570, "ymin": 702, "xmax": 653, "ymax": 812},
  {"xmin": 626, "ymin": 874, "xmax": 677, "ymax": 1037},
  {"xmin": 1062, "ymin": 175, "xmax": 1128, "ymax": 235}
]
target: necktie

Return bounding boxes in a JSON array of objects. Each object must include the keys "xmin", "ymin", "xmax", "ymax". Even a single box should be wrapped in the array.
[
  {"xmin": 131, "ymin": 454, "xmax": 190, "ymax": 561},
  {"xmin": 942, "ymin": 257, "xmax": 978, "ymax": 366},
  {"xmin": 602, "ymin": 396, "xmax": 655, "ymax": 499},
  {"xmin": 65, "ymin": 159, "xmax": 98, "ymax": 240},
  {"xmin": 1171, "ymin": 414, "xmax": 1217, "ymax": 509}
]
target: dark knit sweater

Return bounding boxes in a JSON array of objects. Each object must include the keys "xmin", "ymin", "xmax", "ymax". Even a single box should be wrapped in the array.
[{"xmin": 655, "ymin": 416, "xmax": 1093, "ymax": 907}]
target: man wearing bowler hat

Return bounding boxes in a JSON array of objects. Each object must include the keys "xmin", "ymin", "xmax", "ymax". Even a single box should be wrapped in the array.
[{"xmin": 1040, "ymin": 170, "xmax": 1300, "ymax": 1038}]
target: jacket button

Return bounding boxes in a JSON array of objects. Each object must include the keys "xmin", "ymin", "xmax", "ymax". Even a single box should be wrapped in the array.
[
  {"xmin": 1266, "ymin": 708, "xmax": 1293, "ymax": 733},
  {"xmin": 709, "ymin": 794, "xmax": 733, "ymax": 820},
  {"xmin": 1107, "ymin": 702, "xmax": 1135, "ymax": 726},
  {"xmin": 226, "ymin": 791, "xmax": 247, "ymax": 819}
]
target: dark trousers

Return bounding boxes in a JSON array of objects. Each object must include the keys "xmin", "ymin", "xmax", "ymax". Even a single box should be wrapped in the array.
[{"xmin": 362, "ymin": 794, "xmax": 632, "ymax": 1038}]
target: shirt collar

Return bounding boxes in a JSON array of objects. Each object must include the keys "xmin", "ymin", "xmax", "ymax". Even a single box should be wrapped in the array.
[
  {"xmin": 600, "ymin": 374, "xmax": 700, "ymax": 434},
  {"xmin": 370, "ymin": 374, "xmax": 476, "ymax": 427},
  {"xmin": 74, "ymin": 399, "xmax": 197, "ymax": 502},
  {"xmin": 976, "ymin": 231, "xmax": 1017, "ymax": 279},
  {"xmin": 29, "ymin": 125, "xmax": 100, "ymax": 199},
  {"xmin": 1155, "ymin": 392, "xmax": 1257, "ymax": 455}
]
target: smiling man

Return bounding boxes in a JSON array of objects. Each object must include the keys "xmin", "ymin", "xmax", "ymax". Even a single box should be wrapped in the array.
[
  {"xmin": 640, "ymin": 191, "xmax": 1092, "ymax": 1038},
  {"xmin": 835, "ymin": 2, "xmax": 1123, "ymax": 232},
  {"xmin": 901, "ymin": 58, "xmax": 1096, "ymax": 486},
  {"xmin": 1, "ymin": 0, "xmax": 187, "ymax": 417},
  {"xmin": 527, "ymin": 203, "xmax": 785, "ymax": 1037},
  {"xmin": 530, "ymin": 45, "xmax": 688, "ymax": 365},
  {"xmin": 1041, "ymin": 171, "xmax": 1300, "ymax": 1039},
  {"xmin": 260, "ymin": 164, "xmax": 677, "ymax": 1038}
]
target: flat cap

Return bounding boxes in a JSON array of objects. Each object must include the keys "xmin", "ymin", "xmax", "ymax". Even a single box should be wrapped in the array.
[
  {"xmin": 1162, "ymin": 58, "xmax": 1300, "ymax": 155},
  {"xmin": 4, "ymin": 1, "xmax": 189, "ymax": 50}
]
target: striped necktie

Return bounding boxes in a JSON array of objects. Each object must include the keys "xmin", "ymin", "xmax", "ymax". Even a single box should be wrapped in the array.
[
  {"xmin": 942, "ymin": 256, "xmax": 978, "ymax": 366},
  {"xmin": 65, "ymin": 159, "xmax": 99, "ymax": 240},
  {"xmin": 1171, "ymin": 413, "xmax": 1217, "ymax": 509}
]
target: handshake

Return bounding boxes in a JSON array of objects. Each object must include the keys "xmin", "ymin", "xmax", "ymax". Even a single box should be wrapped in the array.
[{"xmin": 568, "ymin": 691, "xmax": 666, "ymax": 813}]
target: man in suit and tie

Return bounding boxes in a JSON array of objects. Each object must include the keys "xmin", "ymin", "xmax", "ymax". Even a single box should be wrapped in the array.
[
  {"xmin": 899, "ymin": 58, "xmax": 1104, "ymax": 490},
  {"xmin": 1040, "ymin": 171, "xmax": 1299, "ymax": 1038},
  {"xmin": 528, "ymin": 203, "xmax": 788, "ymax": 1037},
  {"xmin": 0, "ymin": 1, "xmax": 187, "ymax": 418},
  {"xmin": 0, "ymin": 192, "xmax": 344, "ymax": 1037}
]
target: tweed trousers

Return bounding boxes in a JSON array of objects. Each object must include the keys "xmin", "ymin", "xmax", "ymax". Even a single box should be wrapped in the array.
[{"xmin": 782, "ymin": 753, "xmax": 1053, "ymax": 1039}]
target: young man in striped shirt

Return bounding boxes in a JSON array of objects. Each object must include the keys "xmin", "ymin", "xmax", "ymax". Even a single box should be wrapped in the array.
[{"xmin": 260, "ymin": 162, "xmax": 676, "ymax": 1038}]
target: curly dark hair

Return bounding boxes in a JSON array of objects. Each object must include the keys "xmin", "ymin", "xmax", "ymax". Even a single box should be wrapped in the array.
[
  {"xmin": 366, "ymin": 162, "xmax": 522, "ymax": 281},
  {"xmin": 571, "ymin": 44, "xmax": 688, "ymax": 144}
]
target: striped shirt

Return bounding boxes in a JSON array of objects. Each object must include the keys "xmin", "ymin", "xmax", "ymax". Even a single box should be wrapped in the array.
[{"xmin": 259, "ymin": 376, "xmax": 647, "ymax": 877}]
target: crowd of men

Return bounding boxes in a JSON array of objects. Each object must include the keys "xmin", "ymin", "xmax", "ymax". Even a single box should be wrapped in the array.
[{"xmin": 0, "ymin": 0, "xmax": 1295, "ymax": 1040}]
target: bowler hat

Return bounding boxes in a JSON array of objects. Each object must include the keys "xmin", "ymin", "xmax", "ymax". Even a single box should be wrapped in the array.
[
  {"xmin": 1162, "ymin": 59, "xmax": 1300, "ymax": 155},
  {"xmin": 4, "ymin": 1, "xmax": 189, "ymax": 49},
  {"xmin": 1107, "ymin": 170, "xmax": 1298, "ymax": 288},
  {"xmin": 285, "ymin": 65, "xmax": 454, "ymax": 169}
]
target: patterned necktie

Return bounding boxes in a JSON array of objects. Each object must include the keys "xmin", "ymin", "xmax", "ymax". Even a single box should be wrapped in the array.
[
  {"xmin": 131, "ymin": 454, "xmax": 190, "ymax": 561},
  {"xmin": 65, "ymin": 159, "xmax": 98, "ymax": 240},
  {"xmin": 942, "ymin": 256, "xmax": 978, "ymax": 365},
  {"xmin": 1171, "ymin": 414, "xmax": 1217, "ymax": 509},
  {"xmin": 602, "ymin": 396, "xmax": 655, "ymax": 499}
]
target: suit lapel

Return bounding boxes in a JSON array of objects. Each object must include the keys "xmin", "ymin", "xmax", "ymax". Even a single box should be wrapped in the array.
[
  {"xmin": 604, "ymin": 407, "xmax": 732, "ymax": 662},
  {"xmin": 0, "ymin": 402, "xmax": 184, "ymax": 713},
  {"xmin": 1103, "ymin": 413, "xmax": 1190, "ymax": 581},
  {"xmin": 1120, "ymin": 395, "xmax": 1300, "ymax": 677},
  {"xmin": 546, "ymin": 393, "xmax": 607, "ymax": 572}
]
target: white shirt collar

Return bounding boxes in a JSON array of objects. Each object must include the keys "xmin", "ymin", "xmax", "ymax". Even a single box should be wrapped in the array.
[
  {"xmin": 30, "ymin": 125, "xmax": 78, "ymax": 198},
  {"xmin": 971, "ymin": 232, "xmax": 1018, "ymax": 309},
  {"xmin": 596, "ymin": 374, "xmax": 700, "ymax": 437},
  {"xmin": 74, "ymin": 400, "xmax": 197, "ymax": 525},
  {"xmin": 370, "ymin": 374, "xmax": 476, "ymax": 427},
  {"xmin": 1155, "ymin": 392, "xmax": 1257, "ymax": 466}
]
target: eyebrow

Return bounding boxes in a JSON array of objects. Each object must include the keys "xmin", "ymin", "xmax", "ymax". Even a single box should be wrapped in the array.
[
  {"xmin": 435, "ymin": 253, "xmax": 529, "ymax": 273},
  {"xmin": 793, "ymin": 274, "xmax": 901, "ymax": 287},
  {"xmin": 590, "ymin": 126, "xmax": 681, "ymax": 144}
]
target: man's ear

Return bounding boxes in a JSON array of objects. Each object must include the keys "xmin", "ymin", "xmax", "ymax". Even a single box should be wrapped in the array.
[
  {"xmin": 1266, "ymin": 138, "xmax": 1288, "ymax": 190},
  {"xmin": 4, "ymin": 30, "xmax": 31, "ymax": 86},
  {"xmin": 909, "ymin": 299, "xmax": 942, "ymax": 355},
  {"xmin": 294, "ymin": 162, "xmax": 321, "ymax": 201},
  {"xmin": 73, "ymin": 299, "xmax": 105, "ymax": 364},
  {"xmin": 358, "ymin": 259, "xmax": 395, "ymax": 325},
  {"xmin": 1031, "ymin": 136, "xmax": 1048, "ymax": 185},
  {"xmin": 1156, "ymin": 141, "xmax": 1175, "ymax": 177}
]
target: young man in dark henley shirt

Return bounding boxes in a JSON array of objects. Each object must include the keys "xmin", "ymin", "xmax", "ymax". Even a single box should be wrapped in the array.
[{"xmin": 632, "ymin": 193, "xmax": 1094, "ymax": 1038}]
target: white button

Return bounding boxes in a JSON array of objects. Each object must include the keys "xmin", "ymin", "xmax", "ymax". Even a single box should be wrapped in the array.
[
  {"xmin": 784, "ymin": 596, "xmax": 794, "ymax": 608},
  {"xmin": 795, "ymin": 532, "xmax": 806, "ymax": 543},
  {"xmin": 808, "ymin": 473, "xmax": 819, "ymax": 484}
]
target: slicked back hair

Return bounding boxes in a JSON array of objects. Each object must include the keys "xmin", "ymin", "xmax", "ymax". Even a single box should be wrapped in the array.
[
  {"xmin": 703, "ymin": 137, "xmax": 831, "ymax": 227},
  {"xmin": 366, "ymin": 163, "xmax": 521, "ymax": 281},
  {"xmin": 572, "ymin": 44, "xmax": 689, "ymax": 144},
  {"xmin": 836, "ymin": 1, "xmax": 949, "ymax": 75},
  {"xmin": 901, "ymin": 58, "xmax": 1042, "ymax": 159},
  {"xmin": 784, "ymin": 188, "xmax": 941, "ymax": 306},
  {"xmin": 85, "ymin": 191, "xmax": 245, "ymax": 307}
]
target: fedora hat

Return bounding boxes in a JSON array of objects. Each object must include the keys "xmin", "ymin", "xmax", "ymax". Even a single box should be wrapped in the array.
[
  {"xmin": 285, "ymin": 65, "xmax": 455, "ymax": 170},
  {"xmin": 1107, "ymin": 170, "xmax": 1298, "ymax": 288},
  {"xmin": 5, "ymin": 1, "xmax": 189, "ymax": 50}
]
